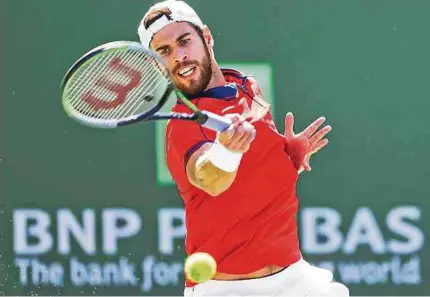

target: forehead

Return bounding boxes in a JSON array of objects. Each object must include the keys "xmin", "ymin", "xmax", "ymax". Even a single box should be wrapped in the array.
[{"xmin": 150, "ymin": 22, "xmax": 198, "ymax": 48}]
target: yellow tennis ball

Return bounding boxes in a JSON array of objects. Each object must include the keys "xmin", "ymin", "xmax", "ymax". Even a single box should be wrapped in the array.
[{"xmin": 184, "ymin": 252, "xmax": 217, "ymax": 283}]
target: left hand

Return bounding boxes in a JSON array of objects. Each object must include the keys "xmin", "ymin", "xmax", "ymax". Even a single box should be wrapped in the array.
[{"xmin": 284, "ymin": 112, "xmax": 332, "ymax": 173}]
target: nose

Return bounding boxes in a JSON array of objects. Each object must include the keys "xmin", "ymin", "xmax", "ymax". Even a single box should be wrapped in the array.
[{"xmin": 173, "ymin": 48, "xmax": 188, "ymax": 64}]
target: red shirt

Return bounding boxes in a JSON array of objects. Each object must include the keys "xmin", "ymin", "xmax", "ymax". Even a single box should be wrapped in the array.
[{"xmin": 165, "ymin": 69, "xmax": 301, "ymax": 287}]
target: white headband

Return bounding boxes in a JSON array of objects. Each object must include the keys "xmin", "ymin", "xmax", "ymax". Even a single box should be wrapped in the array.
[{"xmin": 138, "ymin": 0, "xmax": 205, "ymax": 50}]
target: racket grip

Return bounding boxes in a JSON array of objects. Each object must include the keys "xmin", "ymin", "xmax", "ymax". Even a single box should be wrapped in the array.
[{"xmin": 200, "ymin": 111, "xmax": 232, "ymax": 132}]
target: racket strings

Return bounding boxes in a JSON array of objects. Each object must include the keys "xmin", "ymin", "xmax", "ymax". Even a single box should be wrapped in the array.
[
  {"xmin": 66, "ymin": 53, "xmax": 118, "ymax": 117},
  {"xmin": 118, "ymin": 62, "xmax": 168, "ymax": 118},
  {"xmin": 92, "ymin": 51, "xmax": 148, "ymax": 119},
  {"xmin": 105, "ymin": 53, "xmax": 163, "ymax": 119},
  {"xmin": 105, "ymin": 53, "xmax": 168, "ymax": 117},
  {"xmin": 72, "ymin": 54, "xmax": 163, "ymax": 117},
  {"xmin": 65, "ymin": 50, "xmax": 170, "ymax": 120},
  {"xmin": 68, "ymin": 50, "xmax": 117, "ymax": 106},
  {"xmin": 71, "ymin": 51, "xmax": 142, "ymax": 117}
]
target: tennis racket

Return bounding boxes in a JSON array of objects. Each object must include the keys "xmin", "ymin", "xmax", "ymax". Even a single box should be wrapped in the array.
[{"xmin": 60, "ymin": 40, "xmax": 232, "ymax": 131}]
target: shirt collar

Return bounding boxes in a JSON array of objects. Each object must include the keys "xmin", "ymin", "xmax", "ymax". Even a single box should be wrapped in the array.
[{"xmin": 183, "ymin": 83, "xmax": 238, "ymax": 100}]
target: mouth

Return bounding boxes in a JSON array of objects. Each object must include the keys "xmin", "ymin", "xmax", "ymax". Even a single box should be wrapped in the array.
[{"xmin": 177, "ymin": 66, "xmax": 196, "ymax": 78}]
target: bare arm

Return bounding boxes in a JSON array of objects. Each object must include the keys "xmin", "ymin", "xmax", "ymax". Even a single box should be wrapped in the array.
[
  {"xmin": 185, "ymin": 114, "xmax": 256, "ymax": 196},
  {"xmin": 186, "ymin": 143, "xmax": 237, "ymax": 196}
]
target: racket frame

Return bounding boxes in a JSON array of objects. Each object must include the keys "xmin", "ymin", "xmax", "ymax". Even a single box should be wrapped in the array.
[
  {"xmin": 61, "ymin": 41, "xmax": 175, "ymax": 128},
  {"xmin": 61, "ymin": 41, "xmax": 230, "ymax": 131}
]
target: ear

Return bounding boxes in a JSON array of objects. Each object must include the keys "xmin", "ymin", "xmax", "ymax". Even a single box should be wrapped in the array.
[{"xmin": 202, "ymin": 25, "xmax": 214, "ymax": 49}]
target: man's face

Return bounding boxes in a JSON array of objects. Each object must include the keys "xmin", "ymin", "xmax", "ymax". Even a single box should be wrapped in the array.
[{"xmin": 150, "ymin": 22, "xmax": 212, "ymax": 95}]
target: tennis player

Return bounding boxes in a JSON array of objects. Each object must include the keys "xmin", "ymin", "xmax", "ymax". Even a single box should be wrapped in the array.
[{"xmin": 138, "ymin": 1, "xmax": 349, "ymax": 296}]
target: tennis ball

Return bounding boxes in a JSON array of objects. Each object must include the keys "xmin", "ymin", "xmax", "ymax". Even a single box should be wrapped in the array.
[{"xmin": 184, "ymin": 252, "xmax": 217, "ymax": 283}]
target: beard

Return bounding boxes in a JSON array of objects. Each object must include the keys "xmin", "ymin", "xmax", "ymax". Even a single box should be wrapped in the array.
[{"xmin": 172, "ymin": 46, "xmax": 212, "ymax": 95}]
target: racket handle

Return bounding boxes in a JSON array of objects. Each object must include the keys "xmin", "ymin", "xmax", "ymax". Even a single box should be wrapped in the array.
[{"xmin": 200, "ymin": 111, "xmax": 232, "ymax": 132}]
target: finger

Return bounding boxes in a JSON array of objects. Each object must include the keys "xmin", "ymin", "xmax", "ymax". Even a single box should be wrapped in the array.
[
  {"xmin": 303, "ymin": 117, "xmax": 326, "ymax": 138},
  {"xmin": 302, "ymin": 139, "xmax": 330, "ymax": 171},
  {"xmin": 227, "ymin": 122, "xmax": 247, "ymax": 144},
  {"xmin": 309, "ymin": 139, "xmax": 329, "ymax": 154},
  {"xmin": 302, "ymin": 156, "xmax": 311, "ymax": 171},
  {"xmin": 309, "ymin": 125, "xmax": 332, "ymax": 144},
  {"xmin": 225, "ymin": 114, "xmax": 246, "ymax": 136},
  {"xmin": 218, "ymin": 121, "xmax": 240, "ymax": 143},
  {"xmin": 229, "ymin": 130, "xmax": 255, "ymax": 151},
  {"xmin": 228, "ymin": 129, "xmax": 249, "ymax": 150},
  {"xmin": 224, "ymin": 113, "xmax": 245, "ymax": 123},
  {"xmin": 227, "ymin": 122, "xmax": 255, "ymax": 150},
  {"xmin": 284, "ymin": 112, "xmax": 295, "ymax": 138}
]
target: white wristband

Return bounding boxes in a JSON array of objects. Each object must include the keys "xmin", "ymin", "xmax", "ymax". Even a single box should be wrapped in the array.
[{"xmin": 206, "ymin": 142, "xmax": 243, "ymax": 172}]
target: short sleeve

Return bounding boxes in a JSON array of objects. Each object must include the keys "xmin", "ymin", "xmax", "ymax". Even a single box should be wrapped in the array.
[{"xmin": 165, "ymin": 118, "xmax": 211, "ymax": 194}]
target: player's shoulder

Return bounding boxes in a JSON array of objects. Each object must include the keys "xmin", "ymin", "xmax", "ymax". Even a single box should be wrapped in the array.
[
  {"xmin": 222, "ymin": 68, "xmax": 254, "ymax": 87},
  {"xmin": 222, "ymin": 68, "xmax": 264, "ymax": 98}
]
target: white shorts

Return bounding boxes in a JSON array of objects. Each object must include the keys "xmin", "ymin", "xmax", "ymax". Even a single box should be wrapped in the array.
[{"xmin": 183, "ymin": 258, "xmax": 349, "ymax": 297}]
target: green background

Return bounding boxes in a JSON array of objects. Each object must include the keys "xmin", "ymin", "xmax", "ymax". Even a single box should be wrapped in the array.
[{"xmin": 1, "ymin": 0, "xmax": 430, "ymax": 295}]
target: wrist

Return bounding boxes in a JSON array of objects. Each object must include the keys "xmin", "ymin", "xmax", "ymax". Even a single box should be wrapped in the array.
[{"xmin": 206, "ymin": 142, "xmax": 243, "ymax": 172}]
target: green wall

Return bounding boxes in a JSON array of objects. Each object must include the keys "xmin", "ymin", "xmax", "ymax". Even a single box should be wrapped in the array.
[{"xmin": 1, "ymin": 0, "xmax": 430, "ymax": 295}]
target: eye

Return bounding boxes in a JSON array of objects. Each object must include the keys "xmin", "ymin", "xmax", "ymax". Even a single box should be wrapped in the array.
[
  {"xmin": 180, "ymin": 38, "xmax": 191, "ymax": 45},
  {"xmin": 158, "ymin": 48, "xmax": 170, "ymax": 56}
]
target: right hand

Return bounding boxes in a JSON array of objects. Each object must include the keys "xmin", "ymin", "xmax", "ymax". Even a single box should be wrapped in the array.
[{"xmin": 217, "ymin": 114, "xmax": 256, "ymax": 153}]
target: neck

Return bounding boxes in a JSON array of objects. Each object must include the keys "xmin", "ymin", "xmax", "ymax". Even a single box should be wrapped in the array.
[{"xmin": 204, "ymin": 62, "xmax": 226, "ymax": 91}]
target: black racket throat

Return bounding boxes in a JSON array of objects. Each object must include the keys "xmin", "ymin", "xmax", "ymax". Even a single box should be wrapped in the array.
[
  {"xmin": 160, "ymin": 85, "xmax": 209, "ymax": 124},
  {"xmin": 194, "ymin": 112, "xmax": 210, "ymax": 125}
]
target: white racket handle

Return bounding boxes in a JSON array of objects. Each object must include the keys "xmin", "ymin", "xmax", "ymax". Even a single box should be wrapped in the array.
[{"xmin": 200, "ymin": 111, "xmax": 232, "ymax": 132}]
